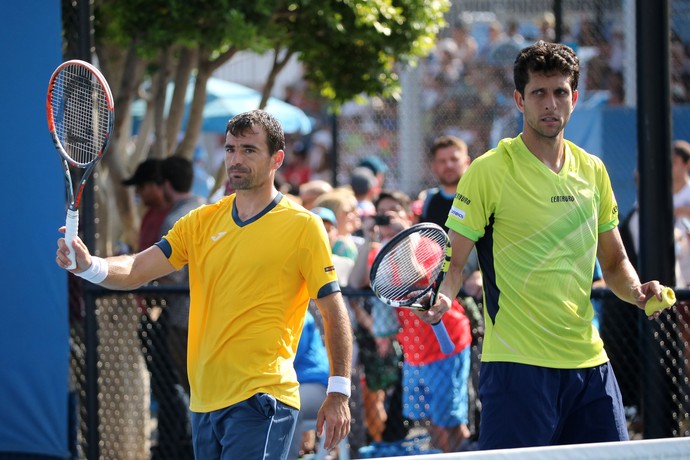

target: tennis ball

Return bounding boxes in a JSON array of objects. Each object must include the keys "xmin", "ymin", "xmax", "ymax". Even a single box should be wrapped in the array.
[{"xmin": 644, "ymin": 287, "xmax": 676, "ymax": 316}]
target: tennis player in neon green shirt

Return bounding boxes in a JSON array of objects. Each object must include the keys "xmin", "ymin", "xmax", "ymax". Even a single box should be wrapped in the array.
[
  {"xmin": 56, "ymin": 110, "xmax": 352, "ymax": 459},
  {"xmin": 418, "ymin": 40, "xmax": 671, "ymax": 450}
]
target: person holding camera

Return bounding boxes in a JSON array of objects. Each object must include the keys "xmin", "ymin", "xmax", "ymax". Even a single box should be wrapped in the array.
[{"xmin": 349, "ymin": 190, "xmax": 473, "ymax": 453}]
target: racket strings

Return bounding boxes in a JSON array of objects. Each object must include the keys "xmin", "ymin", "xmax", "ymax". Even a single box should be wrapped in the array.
[
  {"xmin": 372, "ymin": 229, "xmax": 446, "ymax": 302},
  {"xmin": 51, "ymin": 64, "xmax": 110, "ymax": 166}
]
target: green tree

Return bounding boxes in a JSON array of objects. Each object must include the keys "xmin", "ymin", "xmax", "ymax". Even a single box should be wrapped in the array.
[{"xmin": 88, "ymin": 0, "xmax": 448, "ymax": 250}]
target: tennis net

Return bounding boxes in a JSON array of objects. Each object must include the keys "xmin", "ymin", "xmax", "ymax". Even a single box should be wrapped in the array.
[{"xmin": 364, "ymin": 437, "xmax": 690, "ymax": 459}]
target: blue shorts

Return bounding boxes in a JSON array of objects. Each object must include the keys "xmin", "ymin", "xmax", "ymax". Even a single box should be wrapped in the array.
[
  {"xmin": 191, "ymin": 393, "xmax": 299, "ymax": 459},
  {"xmin": 478, "ymin": 361, "xmax": 628, "ymax": 450},
  {"xmin": 402, "ymin": 348, "xmax": 470, "ymax": 427}
]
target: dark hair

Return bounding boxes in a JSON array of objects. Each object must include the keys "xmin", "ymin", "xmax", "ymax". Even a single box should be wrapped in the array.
[
  {"xmin": 226, "ymin": 109, "xmax": 286, "ymax": 155},
  {"xmin": 513, "ymin": 40, "xmax": 580, "ymax": 96},
  {"xmin": 375, "ymin": 189, "xmax": 411, "ymax": 214},
  {"xmin": 674, "ymin": 140, "xmax": 690, "ymax": 163},
  {"xmin": 161, "ymin": 156, "xmax": 194, "ymax": 193},
  {"xmin": 429, "ymin": 135, "xmax": 468, "ymax": 159}
]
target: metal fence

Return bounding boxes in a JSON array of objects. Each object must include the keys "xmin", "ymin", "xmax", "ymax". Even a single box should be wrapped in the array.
[
  {"xmin": 64, "ymin": 0, "xmax": 690, "ymax": 458},
  {"xmin": 68, "ymin": 285, "xmax": 690, "ymax": 459}
]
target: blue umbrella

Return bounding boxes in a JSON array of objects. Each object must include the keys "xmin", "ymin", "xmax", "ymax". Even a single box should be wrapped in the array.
[{"xmin": 131, "ymin": 77, "xmax": 312, "ymax": 135}]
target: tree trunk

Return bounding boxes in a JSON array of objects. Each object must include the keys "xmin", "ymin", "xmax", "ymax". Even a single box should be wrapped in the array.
[
  {"xmin": 151, "ymin": 47, "xmax": 174, "ymax": 159},
  {"xmin": 166, "ymin": 47, "xmax": 197, "ymax": 156},
  {"xmin": 260, "ymin": 48, "xmax": 295, "ymax": 109},
  {"xmin": 176, "ymin": 46, "xmax": 239, "ymax": 159}
]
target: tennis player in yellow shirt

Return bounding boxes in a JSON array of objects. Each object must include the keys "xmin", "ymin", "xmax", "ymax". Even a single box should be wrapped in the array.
[{"xmin": 56, "ymin": 110, "xmax": 352, "ymax": 459}]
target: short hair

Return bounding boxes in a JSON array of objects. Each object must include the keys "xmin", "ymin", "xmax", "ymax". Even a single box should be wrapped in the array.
[
  {"xmin": 513, "ymin": 40, "xmax": 580, "ymax": 96},
  {"xmin": 674, "ymin": 140, "xmax": 690, "ymax": 163},
  {"xmin": 375, "ymin": 189, "xmax": 411, "ymax": 214},
  {"xmin": 349, "ymin": 166, "xmax": 377, "ymax": 195},
  {"xmin": 313, "ymin": 188, "xmax": 357, "ymax": 217},
  {"xmin": 429, "ymin": 135, "xmax": 468, "ymax": 159},
  {"xmin": 299, "ymin": 180, "xmax": 333, "ymax": 209},
  {"xmin": 226, "ymin": 109, "xmax": 285, "ymax": 155},
  {"xmin": 161, "ymin": 156, "xmax": 194, "ymax": 193}
]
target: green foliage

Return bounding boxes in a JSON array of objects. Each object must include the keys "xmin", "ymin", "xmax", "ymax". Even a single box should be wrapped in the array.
[
  {"xmin": 274, "ymin": 0, "xmax": 450, "ymax": 104},
  {"xmin": 100, "ymin": 0, "xmax": 275, "ymax": 58},
  {"xmin": 98, "ymin": 0, "xmax": 449, "ymax": 105}
]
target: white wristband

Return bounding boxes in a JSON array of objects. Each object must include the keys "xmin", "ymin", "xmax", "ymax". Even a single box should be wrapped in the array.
[
  {"xmin": 76, "ymin": 256, "xmax": 109, "ymax": 284},
  {"xmin": 326, "ymin": 376, "xmax": 351, "ymax": 398}
]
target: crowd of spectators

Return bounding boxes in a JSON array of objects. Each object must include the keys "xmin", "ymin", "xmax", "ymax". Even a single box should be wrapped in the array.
[{"xmin": 277, "ymin": 13, "xmax": 690, "ymax": 195}]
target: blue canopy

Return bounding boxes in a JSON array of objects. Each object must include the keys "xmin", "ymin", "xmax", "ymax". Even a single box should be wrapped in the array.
[{"xmin": 131, "ymin": 77, "xmax": 312, "ymax": 135}]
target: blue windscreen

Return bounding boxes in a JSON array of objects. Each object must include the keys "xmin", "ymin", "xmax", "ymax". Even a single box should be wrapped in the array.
[{"xmin": 0, "ymin": 1, "xmax": 69, "ymax": 458}]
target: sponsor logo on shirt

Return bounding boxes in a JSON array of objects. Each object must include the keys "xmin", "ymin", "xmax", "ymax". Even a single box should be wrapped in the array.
[
  {"xmin": 455, "ymin": 193, "xmax": 471, "ymax": 205},
  {"xmin": 449, "ymin": 207, "xmax": 465, "ymax": 220},
  {"xmin": 211, "ymin": 231, "xmax": 227, "ymax": 242},
  {"xmin": 325, "ymin": 265, "xmax": 336, "ymax": 273},
  {"xmin": 550, "ymin": 195, "xmax": 575, "ymax": 203}
]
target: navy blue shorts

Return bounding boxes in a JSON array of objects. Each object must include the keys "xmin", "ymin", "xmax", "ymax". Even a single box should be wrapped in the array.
[
  {"xmin": 191, "ymin": 393, "xmax": 299, "ymax": 459},
  {"xmin": 478, "ymin": 361, "xmax": 628, "ymax": 450}
]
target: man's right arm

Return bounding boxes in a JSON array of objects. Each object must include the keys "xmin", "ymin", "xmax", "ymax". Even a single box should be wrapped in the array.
[
  {"xmin": 57, "ymin": 232, "xmax": 176, "ymax": 290},
  {"xmin": 416, "ymin": 229, "xmax": 476, "ymax": 324}
]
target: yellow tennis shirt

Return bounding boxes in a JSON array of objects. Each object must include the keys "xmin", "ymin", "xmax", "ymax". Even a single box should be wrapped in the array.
[
  {"xmin": 158, "ymin": 193, "xmax": 340, "ymax": 412},
  {"xmin": 446, "ymin": 135, "xmax": 619, "ymax": 369}
]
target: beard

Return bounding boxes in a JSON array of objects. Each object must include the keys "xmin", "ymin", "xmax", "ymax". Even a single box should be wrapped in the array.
[
  {"xmin": 440, "ymin": 173, "xmax": 461, "ymax": 187},
  {"xmin": 229, "ymin": 176, "xmax": 252, "ymax": 190},
  {"xmin": 227, "ymin": 167, "xmax": 254, "ymax": 190}
]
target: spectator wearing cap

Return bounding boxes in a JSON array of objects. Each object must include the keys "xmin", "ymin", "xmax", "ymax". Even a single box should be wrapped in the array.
[
  {"xmin": 313, "ymin": 188, "xmax": 362, "ymax": 261},
  {"xmin": 358, "ymin": 155, "xmax": 388, "ymax": 189},
  {"xmin": 144, "ymin": 156, "xmax": 205, "ymax": 460},
  {"xmin": 350, "ymin": 166, "xmax": 379, "ymax": 218},
  {"xmin": 311, "ymin": 206, "xmax": 338, "ymax": 248},
  {"xmin": 122, "ymin": 158, "xmax": 171, "ymax": 251}
]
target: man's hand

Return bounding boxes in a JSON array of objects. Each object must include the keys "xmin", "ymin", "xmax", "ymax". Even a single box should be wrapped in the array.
[
  {"xmin": 316, "ymin": 392, "xmax": 351, "ymax": 451},
  {"xmin": 629, "ymin": 280, "xmax": 667, "ymax": 318},
  {"xmin": 56, "ymin": 226, "xmax": 92, "ymax": 273},
  {"xmin": 413, "ymin": 291, "xmax": 452, "ymax": 325}
]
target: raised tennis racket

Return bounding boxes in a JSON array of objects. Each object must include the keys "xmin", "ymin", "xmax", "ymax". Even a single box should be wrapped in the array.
[
  {"xmin": 47, "ymin": 60, "xmax": 114, "ymax": 269},
  {"xmin": 370, "ymin": 222, "xmax": 455, "ymax": 354}
]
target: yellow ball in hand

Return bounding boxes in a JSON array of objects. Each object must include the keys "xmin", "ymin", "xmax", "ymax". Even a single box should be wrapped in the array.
[{"xmin": 644, "ymin": 287, "xmax": 676, "ymax": 316}]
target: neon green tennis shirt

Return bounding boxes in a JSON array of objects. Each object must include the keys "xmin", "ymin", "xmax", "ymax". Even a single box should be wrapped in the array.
[{"xmin": 446, "ymin": 135, "xmax": 619, "ymax": 369}]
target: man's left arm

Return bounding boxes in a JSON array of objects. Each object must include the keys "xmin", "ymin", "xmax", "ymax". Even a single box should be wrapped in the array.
[
  {"xmin": 313, "ymin": 292, "xmax": 353, "ymax": 450},
  {"xmin": 597, "ymin": 227, "xmax": 663, "ymax": 310}
]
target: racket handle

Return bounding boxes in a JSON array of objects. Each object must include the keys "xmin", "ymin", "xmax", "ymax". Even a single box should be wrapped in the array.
[
  {"xmin": 64, "ymin": 208, "xmax": 79, "ymax": 270},
  {"xmin": 431, "ymin": 320, "xmax": 455, "ymax": 354}
]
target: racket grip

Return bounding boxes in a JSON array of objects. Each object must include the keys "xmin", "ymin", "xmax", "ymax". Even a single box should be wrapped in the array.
[
  {"xmin": 431, "ymin": 320, "xmax": 455, "ymax": 354},
  {"xmin": 644, "ymin": 287, "xmax": 676, "ymax": 316},
  {"xmin": 64, "ymin": 209, "xmax": 79, "ymax": 270}
]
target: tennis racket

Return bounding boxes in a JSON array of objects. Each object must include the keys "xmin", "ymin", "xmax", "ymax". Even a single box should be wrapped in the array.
[
  {"xmin": 47, "ymin": 60, "xmax": 114, "ymax": 269},
  {"xmin": 370, "ymin": 222, "xmax": 455, "ymax": 354}
]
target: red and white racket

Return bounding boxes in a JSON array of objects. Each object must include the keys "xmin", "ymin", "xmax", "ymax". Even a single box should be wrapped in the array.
[
  {"xmin": 47, "ymin": 60, "xmax": 114, "ymax": 269},
  {"xmin": 369, "ymin": 222, "xmax": 456, "ymax": 354}
]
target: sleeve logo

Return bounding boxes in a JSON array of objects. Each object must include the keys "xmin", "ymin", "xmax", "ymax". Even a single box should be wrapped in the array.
[
  {"xmin": 449, "ymin": 207, "xmax": 465, "ymax": 220},
  {"xmin": 324, "ymin": 265, "xmax": 336, "ymax": 273}
]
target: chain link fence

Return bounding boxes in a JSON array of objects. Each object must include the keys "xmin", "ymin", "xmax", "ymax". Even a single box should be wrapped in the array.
[{"xmin": 65, "ymin": 0, "xmax": 690, "ymax": 458}]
